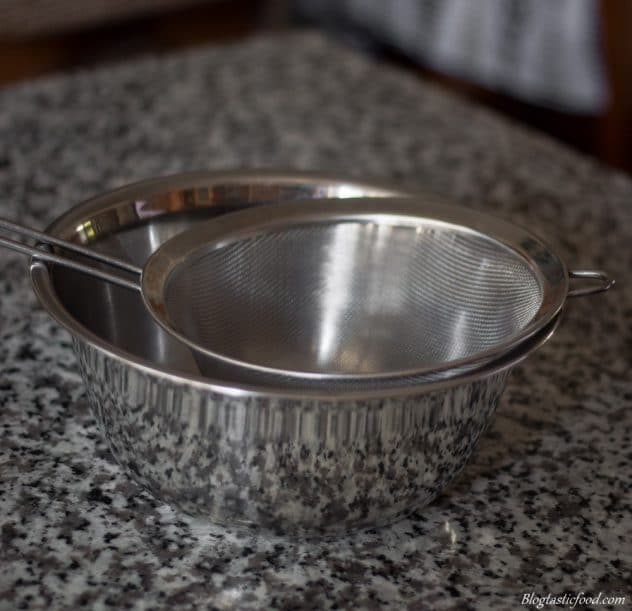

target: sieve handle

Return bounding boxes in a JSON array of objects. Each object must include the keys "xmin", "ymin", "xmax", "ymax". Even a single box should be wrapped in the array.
[
  {"xmin": 0, "ymin": 217, "xmax": 142, "ymax": 292},
  {"xmin": 567, "ymin": 269, "xmax": 614, "ymax": 298}
]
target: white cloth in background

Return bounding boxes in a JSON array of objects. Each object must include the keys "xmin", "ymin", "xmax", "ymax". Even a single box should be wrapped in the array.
[{"xmin": 300, "ymin": 0, "xmax": 609, "ymax": 113}]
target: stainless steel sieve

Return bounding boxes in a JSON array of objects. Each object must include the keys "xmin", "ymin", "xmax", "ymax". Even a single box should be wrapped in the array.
[
  {"xmin": 2, "ymin": 197, "xmax": 613, "ymax": 387},
  {"xmin": 139, "ymin": 197, "xmax": 613, "ymax": 382}
]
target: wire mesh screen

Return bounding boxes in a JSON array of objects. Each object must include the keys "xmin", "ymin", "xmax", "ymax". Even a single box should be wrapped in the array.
[{"xmin": 163, "ymin": 219, "xmax": 543, "ymax": 378}]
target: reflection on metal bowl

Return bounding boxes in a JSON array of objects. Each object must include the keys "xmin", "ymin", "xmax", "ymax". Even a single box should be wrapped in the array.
[{"xmin": 29, "ymin": 170, "xmax": 570, "ymax": 534}]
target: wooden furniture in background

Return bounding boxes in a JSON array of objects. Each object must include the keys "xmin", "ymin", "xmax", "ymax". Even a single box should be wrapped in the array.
[
  {"xmin": 0, "ymin": 0, "xmax": 266, "ymax": 85},
  {"xmin": 599, "ymin": 0, "xmax": 632, "ymax": 172}
]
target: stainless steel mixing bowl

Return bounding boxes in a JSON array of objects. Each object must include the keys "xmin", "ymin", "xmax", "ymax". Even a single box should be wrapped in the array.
[{"xmin": 28, "ymin": 170, "xmax": 609, "ymax": 534}]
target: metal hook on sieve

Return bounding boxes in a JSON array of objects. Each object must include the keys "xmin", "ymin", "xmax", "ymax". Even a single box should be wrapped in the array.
[
  {"xmin": 567, "ymin": 270, "xmax": 615, "ymax": 298},
  {"xmin": 0, "ymin": 217, "xmax": 142, "ymax": 292}
]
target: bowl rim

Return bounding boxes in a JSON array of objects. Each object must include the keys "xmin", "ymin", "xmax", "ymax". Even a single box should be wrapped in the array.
[{"xmin": 30, "ymin": 169, "xmax": 561, "ymax": 400}]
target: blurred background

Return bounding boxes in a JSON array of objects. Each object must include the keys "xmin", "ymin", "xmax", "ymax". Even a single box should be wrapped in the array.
[{"xmin": 0, "ymin": 0, "xmax": 630, "ymax": 174}]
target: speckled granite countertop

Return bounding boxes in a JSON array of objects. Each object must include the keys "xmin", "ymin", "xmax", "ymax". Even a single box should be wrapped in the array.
[{"xmin": 0, "ymin": 32, "xmax": 630, "ymax": 610}]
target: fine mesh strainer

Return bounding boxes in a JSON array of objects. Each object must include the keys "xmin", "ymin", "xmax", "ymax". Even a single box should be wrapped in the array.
[
  {"xmin": 0, "ymin": 198, "xmax": 612, "ymax": 383},
  {"xmin": 140, "ymin": 198, "xmax": 611, "ymax": 381}
]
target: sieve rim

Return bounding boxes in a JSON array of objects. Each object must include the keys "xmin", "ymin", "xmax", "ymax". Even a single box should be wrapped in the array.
[{"xmin": 141, "ymin": 197, "xmax": 569, "ymax": 382}]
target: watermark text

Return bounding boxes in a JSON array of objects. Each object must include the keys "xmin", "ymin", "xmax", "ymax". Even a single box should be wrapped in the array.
[{"xmin": 521, "ymin": 592, "xmax": 626, "ymax": 609}]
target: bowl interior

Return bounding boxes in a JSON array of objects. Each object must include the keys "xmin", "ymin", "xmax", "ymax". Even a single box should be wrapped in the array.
[
  {"xmin": 45, "ymin": 174, "xmax": 406, "ymax": 376},
  {"xmin": 51, "ymin": 212, "xmax": 211, "ymax": 373}
]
